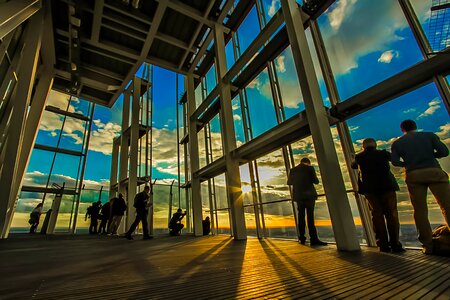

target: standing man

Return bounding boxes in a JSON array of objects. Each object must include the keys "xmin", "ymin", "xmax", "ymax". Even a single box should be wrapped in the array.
[
  {"xmin": 109, "ymin": 193, "xmax": 127, "ymax": 235},
  {"xmin": 288, "ymin": 157, "xmax": 327, "ymax": 246},
  {"xmin": 352, "ymin": 138, "xmax": 404, "ymax": 253},
  {"xmin": 125, "ymin": 186, "xmax": 152, "ymax": 240},
  {"xmin": 391, "ymin": 119, "xmax": 449, "ymax": 254},
  {"xmin": 98, "ymin": 199, "xmax": 112, "ymax": 234}
]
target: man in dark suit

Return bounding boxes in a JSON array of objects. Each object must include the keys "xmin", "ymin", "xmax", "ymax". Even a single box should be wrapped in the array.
[
  {"xmin": 352, "ymin": 138, "xmax": 404, "ymax": 253},
  {"xmin": 288, "ymin": 157, "xmax": 327, "ymax": 246},
  {"xmin": 125, "ymin": 186, "xmax": 152, "ymax": 240}
]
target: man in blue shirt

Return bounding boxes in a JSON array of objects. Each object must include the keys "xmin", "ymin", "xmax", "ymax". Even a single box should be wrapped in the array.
[{"xmin": 391, "ymin": 120, "xmax": 449, "ymax": 254}]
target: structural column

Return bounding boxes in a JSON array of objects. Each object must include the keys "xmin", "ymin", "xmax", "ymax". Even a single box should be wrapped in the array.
[
  {"xmin": 117, "ymin": 91, "xmax": 130, "ymax": 233},
  {"xmin": 186, "ymin": 74, "xmax": 203, "ymax": 236},
  {"xmin": 309, "ymin": 20, "xmax": 376, "ymax": 247},
  {"xmin": 0, "ymin": 12, "xmax": 43, "ymax": 239},
  {"xmin": 280, "ymin": 0, "xmax": 359, "ymax": 251},
  {"xmin": 213, "ymin": 24, "xmax": 247, "ymax": 240},
  {"xmin": 109, "ymin": 139, "xmax": 119, "ymax": 199},
  {"xmin": 127, "ymin": 77, "xmax": 140, "ymax": 229},
  {"xmin": 4, "ymin": 67, "xmax": 53, "ymax": 236}
]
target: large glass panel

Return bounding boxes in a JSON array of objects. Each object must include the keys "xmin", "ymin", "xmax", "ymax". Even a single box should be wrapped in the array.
[
  {"xmin": 153, "ymin": 184, "xmax": 171, "ymax": 234},
  {"xmin": 346, "ymin": 83, "xmax": 449, "ymax": 247},
  {"xmin": 35, "ymin": 111, "xmax": 64, "ymax": 147},
  {"xmin": 314, "ymin": 195, "xmax": 335, "ymax": 243},
  {"xmin": 216, "ymin": 209, "xmax": 231, "ymax": 235},
  {"xmin": 262, "ymin": 201, "xmax": 296, "ymax": 239},
  {"xmin": 318, "ymin": 0, "xmax": 423, "ymax": 100},
  {"xmin": 245, "ymin": 68, "xmax": 278, "ymax": 138},
  {"xmin": 236, "ymin": 5, "xmax": 261, "ymax": 56},
  {"xmin": 256, "ymin": 149, "xmax": 290, "ymax": 203},
  {"xmin": 214, "ymin": 174, "xmax": 228, "ymax": 209},
  {"xmin": 411, "ymin": 0, "xmax": 450, "ymax": 52},
  {"xmin": 205, "ymin": 65, "xmax": 217, "ymax": 96},
  {"xmin": 198, "ymin": 127, "xmax": 207, "ymax": 168},
  {"xmin": 55, "ymin": 195, "xmax": 77, "ymax": 232},
  {"xmin": 232, "ymin": 94, "xmax": 246, "ymax": 145},
  {"xmin": 210, "ymin": 114, "xmax": 223, "ymax": 161}
]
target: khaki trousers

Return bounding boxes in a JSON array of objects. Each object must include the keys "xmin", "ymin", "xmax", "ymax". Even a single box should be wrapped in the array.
[{"xmin": 406, "ymin": 167, "xmax": 450, "ymax": 248}]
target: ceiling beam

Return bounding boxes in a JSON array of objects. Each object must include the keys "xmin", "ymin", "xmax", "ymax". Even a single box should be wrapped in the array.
[
  {"xmin": 109, "ymin": 1, "xmax": 168, "ymax": 107},
  {"xmin": 0, "ymin": 0, "xmax": 41, "ymax": 40},
  {"xmin": 165, "ymin": 0, "xmax": 216, "ymax": 28},
  {"xmin": 187, "ymin": 0, "xmax": 235, "ymax": 73},
  {"xmin": 177, "ymin": 0, "xmax": 216, "ymax": 69},
  {"xmin": 54, "ymin": 69, "xmax": 118, "ymax": 92},
  {"xmin": 91, "ymin": 0, "xmax": 103, "ymax": 42}
]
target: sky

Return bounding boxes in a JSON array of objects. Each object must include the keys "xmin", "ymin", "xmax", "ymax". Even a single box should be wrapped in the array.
[{"xmin": 12, "ymin": 0, "xmax": 450, "ymax": 242}]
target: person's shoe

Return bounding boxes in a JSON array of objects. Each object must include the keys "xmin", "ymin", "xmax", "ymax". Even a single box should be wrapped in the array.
[
  {"xmin": 391, "ymin": 246, "xmax": 406, "ymax": 253},
  {"xmin": 380, "ymin": 246, "xmax": 391, "ymax": 253},
  {"xmin": 299, "ymin": 237, "xmax": 306, "ymax": 245},
  {"xmin": 311, "ymin": 240, "xmax": 328, "ymax": 246},
  {"xmin": 125, "ymin": 234, "xmax": 133, "ymax": 240},
  {"xmin": 422, "ymin": 246, "xmax": 433, "ymax": 255},
  {"xmin": 143, "ymin": 235, "xmax": 153, "ymax": 240}
]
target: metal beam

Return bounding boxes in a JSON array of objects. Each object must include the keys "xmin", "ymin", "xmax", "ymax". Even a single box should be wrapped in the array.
[
  {"xmin": 0, "ymin": 12, "xmax": 43, "ymax": 239},
  {"xmin": 91, "ymin": 0, "xmax": 104, "ymax": 42},
  {"xmin": 281, "ymin": 0, "xmax": 359, "ymax": 251},
  {"xmin": 34, "ymin": 144, "xmax": 84, "ymax": 157},
  {"xmin": 110, "ymin": 2, "xmax": 167, "ymax": 108},
  {"xmin": 177, "ymin": 0, "xmax": 216, "ymax": 69},
  {"xmin": 0, "ymin": 0, "xmax": 41, "ymax": 40},
  {"xmin": 165, "ymin": 0, "xmax": 216, "ymax": 28}
]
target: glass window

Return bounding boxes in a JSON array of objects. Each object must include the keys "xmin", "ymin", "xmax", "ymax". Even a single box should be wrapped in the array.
[
  {"xmin": 262, "ymin": 201, "xmax": 296, "ymax": 239},
  {"xmin": 346, "ymin": 83, "xmax": 449, "ymax": 247},
  {"xmin": 232, "ymin": 94, "xmax": 246, "ymax": 145},
  {"xmin": 245, "ymin": 68, "xmax": 278, "ymax": 138},
  {"xmin": 411, "ymin": 0, "xmax": 450, "ymax": 52},
  {"xmin": 236, "ymin": 5, "xmax": 261, "ymax": 56},
  {"xmin": 214, "ymin": 174, "xmax": 228, "ymax": 209},
  {"xmin": 210, "ymin": 114, "xmax": 223, "ymax": 161},
  {"xmin": 10, "ymin": 192, "xmax": 44, "ymax": 233},
  {"xmin": 318, "ymin": 0, "xmax": 424, "ymax": 100},
  {"xmin": 205, "ymin": 65, "xmax": 217, "ymax": 96},
  {"xmin": 256, "ymin": 149, "xmax": 290, "ymax": 203}
]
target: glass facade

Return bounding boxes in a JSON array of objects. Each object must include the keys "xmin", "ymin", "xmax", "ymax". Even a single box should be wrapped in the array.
[{"xmin": 4, "ymin": 0, "xmax": 449, "ymax": 250}]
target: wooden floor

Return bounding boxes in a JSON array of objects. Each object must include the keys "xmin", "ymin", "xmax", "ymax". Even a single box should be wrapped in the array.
[{"xmin": 0, "ymin": 234, "xmax": 449, "ymax": 299}]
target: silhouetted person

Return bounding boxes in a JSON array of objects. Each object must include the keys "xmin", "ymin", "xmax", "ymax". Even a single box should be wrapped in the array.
[
  {"xmin": 288, "ymin": 157, "xmax": 327, "ymax": 246},
  {"xmin": 352, "ymin": 138, "xmax": 404, "ymax": 253},
  {"xmin": 29, "ymin": 203, "xmax": 43, "ymax": 234},
  {"xmin": 86, "ymin": 201, "xmax": 101, "ymax": 234},
  {"xmin": 98, "ymin": 200, "xmax": 111, "ymax": 234},
  {"xmin": 125, "ymin": 186, "xmax": 152, "ymax": 240},
  {"xmin": 202, "ymin": 216, "xmax": 211, "ymax": 236},
  {"xmin": 169, "ymin": 209, "xmax": 186, "ymax": 236},
  {"xmin": 109, "ymin": 193, "xmax": 127, "ymax": 235},
  {"xmin": 391, "ymin": 119, "xmax": 449, "ymax": 254}
]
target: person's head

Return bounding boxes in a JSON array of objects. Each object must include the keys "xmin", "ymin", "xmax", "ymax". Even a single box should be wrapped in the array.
[
  {"xmin": 400, "ymin": 119, "xmax": 417, "ymax": 133},
  {"xmin": 118, "ymin": 193, "xmax": 123, "ymax": 198},
  {"xmin": 36, "ymin": 203, "xmax": 43, "ymax": 208},
  {"xmin": 362, "ymin": 138, "xmax": 377, "ymax": 150},
  {"xmin": 300, "ymin": 157, "xmax": 311, "ymax": 166},
  {"xmin": 144, "ymin": 186, "xmax": 150, "ymax": 193},
  {"xmin": 97, "ymin": 200, "xmax": 102, "ymax": 204},
  {"xmin": 205, "ymin": 216, "xmax": 210, "ymax": 221},
  {"xmin": 177, "ymin": 208, "xmax": 182, "ymax": 213}
]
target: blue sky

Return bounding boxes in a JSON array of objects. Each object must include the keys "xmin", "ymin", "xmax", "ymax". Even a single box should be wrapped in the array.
[{"xmin": 18, "ymin": 0, "xmax": 449, "ymax": 228}]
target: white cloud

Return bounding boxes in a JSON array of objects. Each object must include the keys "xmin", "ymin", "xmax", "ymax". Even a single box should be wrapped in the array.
[
  {"xmin": 322, "ymin": 0, "xmax": 414, "ymax": 74},
  {"xmin": 377, "ymin": 50, "xmax": 399, "ymax": 64},
  {"xmin": 402, "ymin": 108, "xmax": 416, "ymax": 114},
  {"xmin": 275, "ymin": 55, "xmax": 286, "ymax": 73},
  {"xmin": 233, "ymin": 114, "xmax": 241, "ymax": 121},
  {"xmin": 268, "ymin": 0, "xmax": 280, "ymax": 17},
  {"xmin": 418, "ymin": 98, "xmax": 441, "ymax": 119},
  {"xmin": 328, "ymin": 0, "xmax": 357, "ymax": 30}
]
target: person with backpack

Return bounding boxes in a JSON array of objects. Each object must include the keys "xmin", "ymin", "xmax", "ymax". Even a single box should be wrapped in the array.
[
  {"xmin": 98, "ymin": 199, "xmax": 112, "ymax": 234},
  {"xmin": 109, "ymin": 193, "xmax": 127, "ymax": 235},
  {"xmin": 29, "ymin": 203, "xmax": 43, "ymax": 233},
  {"xmin": 85, "ymin": 201, "xmax": 101, "ymax": 234},
  {"xmin": 125, "ymin": 186, "xmax": 152, "ymax": 240}
]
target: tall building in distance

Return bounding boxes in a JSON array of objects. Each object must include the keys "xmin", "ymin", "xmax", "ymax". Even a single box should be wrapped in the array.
[{"xmin": 429, "ymin": 0, "xmax": 450, "ymax": 51}]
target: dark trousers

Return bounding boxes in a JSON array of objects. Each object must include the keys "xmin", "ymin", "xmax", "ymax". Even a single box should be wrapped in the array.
[
  {"xmin": 29, "ymin": 222, "xmax": 39, "ymax": 233},
  {"xmin": 98, "ymin": 217, "xmax": 109, "ymax": 234},
  {"xmin": 170, "ymin": 223, "xmax": 184, "ymax": 235},
  {"xmin": 126, "ymin": 211, "xmax": 149, "ymax": 237},
  {"xmin": 365, "ymin": 191, "xmax": 401, "ymax": 249},
  {"xmin": 89, "ymin": 218, "xmax": 98, "ymax": 234},
  {"xmin": 297, "ymin": 200, "xmax": 318, "ymax": 242}
]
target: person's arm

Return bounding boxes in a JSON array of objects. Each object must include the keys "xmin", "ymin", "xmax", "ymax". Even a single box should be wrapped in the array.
[
  {"xmin": 287, "ymin": 171, "xmax": 293, "ymax": 185},
  {"xmin": 311, "ymin": 167, "xmax": 319, "ymax": 185},
  {"xmin": 431, "ymin": 133, "xmax": 449, "ymax": 158},
  {"xmin": 390, "ymin": 142, "xmax": 404, "ymax": 167}
]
